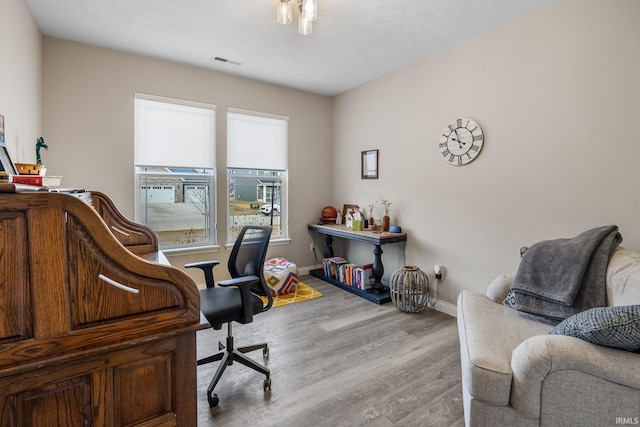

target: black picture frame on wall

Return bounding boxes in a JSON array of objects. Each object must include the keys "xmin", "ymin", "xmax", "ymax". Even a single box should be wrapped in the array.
[{"xmin": 361, "ymin": 149, "xmax": 378, "ymax": 179}]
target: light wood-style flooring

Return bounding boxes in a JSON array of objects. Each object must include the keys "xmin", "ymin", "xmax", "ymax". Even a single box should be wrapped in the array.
[{"xmin": 196, "ymin": 275, "xmax": 464, "ymax": 426}]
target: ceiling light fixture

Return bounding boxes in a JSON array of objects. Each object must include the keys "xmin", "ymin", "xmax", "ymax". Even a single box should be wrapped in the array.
[{"xmin": 277, "ymin": 0, "xmax": 317, "ymax": 35}]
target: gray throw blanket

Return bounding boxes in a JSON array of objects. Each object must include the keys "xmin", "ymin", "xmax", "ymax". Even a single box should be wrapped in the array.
[{"xmin": 504, "ymin": 225, "xmax": 622, "ymax": 321}]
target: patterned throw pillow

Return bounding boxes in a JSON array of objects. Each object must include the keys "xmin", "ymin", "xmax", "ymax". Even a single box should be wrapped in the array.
[{"xmin": 549, "ymin": 305, "xmax": 640, "ymax": 351}]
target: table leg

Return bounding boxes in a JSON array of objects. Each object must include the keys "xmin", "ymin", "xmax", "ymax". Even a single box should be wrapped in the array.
[
  {"xmin": 371, "ymin": 244, "xmax": 384, "ymax": 293},
  {"xmin": 324, "ymin": 235, "xmax": 334, "ymax": 258}
]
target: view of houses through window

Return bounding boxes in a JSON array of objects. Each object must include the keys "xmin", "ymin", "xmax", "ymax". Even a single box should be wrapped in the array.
[
  {"xmin": 137, "ymin": 166, "xmax": 215, "ymax": 247},
  {"xmin": 228, "ymin": 168, "xmax": 285, "ymax": 242}
]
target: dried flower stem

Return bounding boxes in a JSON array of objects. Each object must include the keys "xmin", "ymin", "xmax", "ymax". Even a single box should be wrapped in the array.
[{"xmin": 381, "ymin": 199, "xmax": 391, "ymax": 216}]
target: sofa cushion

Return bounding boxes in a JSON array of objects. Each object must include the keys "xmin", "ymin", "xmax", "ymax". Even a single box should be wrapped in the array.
[
  {"xmin": 606, "ymin": 247, "xmax": 640, "ymax": 306},
  {"xmin": 485, "ymin": 274, "xmax": 514, "ymax": 303},
  {"xmin": 457, "ymin": 291, "xmax": 555, "ymax": 407},
  {"xmin": 549, "ymin": 305, "xmax": 640, "ymax": 351}
]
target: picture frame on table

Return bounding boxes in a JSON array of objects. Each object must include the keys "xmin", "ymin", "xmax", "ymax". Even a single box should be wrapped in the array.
[
  {"xmin": 342, "ymin": 204, "xmax": 359, "ymax": 224},
  {"xmin": 361, "ymin": 149, "xmax": 378, "ymax": 179},
  {"xmin": 0, "ymin": 116, "xmax": 18, "ymax": 177}
]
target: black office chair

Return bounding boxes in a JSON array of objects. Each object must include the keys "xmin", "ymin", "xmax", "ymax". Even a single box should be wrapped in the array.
[{"xmin": 185, "ymin": 225, "xmax": 273, "ymax": 407}]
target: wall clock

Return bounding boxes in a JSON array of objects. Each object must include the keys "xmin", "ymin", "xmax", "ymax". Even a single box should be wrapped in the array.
[{"xmin": 439, "ymin": 118, "xmax": 484, "ymax": 166}]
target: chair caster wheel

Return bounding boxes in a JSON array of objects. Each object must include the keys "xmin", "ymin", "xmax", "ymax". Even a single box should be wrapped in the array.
[
  {"xmin": 208, "ymin": 393, "xmax": 220, "ymax": 407},
  {"xmin": 263, "ymin": 345, "xmax": 269, "ymax": 358},
  {"xmin": 264, "ymin": 378, "xmax": 272, "ymax": 392}
]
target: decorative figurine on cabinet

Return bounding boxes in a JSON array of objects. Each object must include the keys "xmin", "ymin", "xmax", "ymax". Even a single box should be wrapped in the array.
[{"xmin": 36, "ymin": 137, "xmax": 48, "ymax": 165}]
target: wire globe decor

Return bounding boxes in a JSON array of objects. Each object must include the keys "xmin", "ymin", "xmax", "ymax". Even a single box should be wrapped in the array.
[{"xmin": 389, "ymin": 266, "xmax": 430, "ymax": 313}]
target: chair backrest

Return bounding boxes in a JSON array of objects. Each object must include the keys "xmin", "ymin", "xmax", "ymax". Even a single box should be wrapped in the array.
[{"xmin": 228, "ymin": 226, "xmax": 273, "ymax": 306}]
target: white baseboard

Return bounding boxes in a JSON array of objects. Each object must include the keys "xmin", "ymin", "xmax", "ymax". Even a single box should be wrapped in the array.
[
  {"xmin": 297, "ymin": 264, "xmax": 320, "ymax": 276},
  {"xmin": 433, "ymin": 299, "xmax": 457, "ymax": 317},
  {"xmin": 299, "ymin": 264, "xmax": 457, "ymax": 317}
]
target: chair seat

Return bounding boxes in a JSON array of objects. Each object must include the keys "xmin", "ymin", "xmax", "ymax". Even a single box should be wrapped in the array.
[{"xmin": 200, "ymin": 287, "xmax": 265, "ymax": 329}]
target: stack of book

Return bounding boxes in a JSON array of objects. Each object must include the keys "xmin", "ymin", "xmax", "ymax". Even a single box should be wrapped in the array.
[
  {"xmin": 11, "ymin": 175, "xmax": 62, "ymax": 187},
  {"xmin": 9, "ymin": 162, "xmax": 62, "ymax": 187},
  {"xmin": 322, "ymin": 257, "xmax": 374, "ymax": 290},
  {"xmin": 323, "ymin": 256, "xmax": 347, "ymax": 279}
]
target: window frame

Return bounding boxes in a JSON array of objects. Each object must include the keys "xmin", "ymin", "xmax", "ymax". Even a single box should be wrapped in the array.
[
  {"xmin": 133, "ymin": 94, "xmax": 217, "ymax": 250},
  {"xmin": 226, "ymin": 108, "xmax": 289, "ymax": 245}
]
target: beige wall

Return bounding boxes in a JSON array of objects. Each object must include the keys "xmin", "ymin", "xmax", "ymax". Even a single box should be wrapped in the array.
[
  {"xmin": 41, "ymin": 38, "xmax": 333, "ymax": 283},
  {"xmin": 332, "ymin": 0, "xmax": 640, "ymax": 310},
  {"xmin": 0, "ymin": 0, "xmax": 41, "ymax": 160},
  {"xmin": 9, "ymin": 0, "xmax": 640, "ymax": 310}
]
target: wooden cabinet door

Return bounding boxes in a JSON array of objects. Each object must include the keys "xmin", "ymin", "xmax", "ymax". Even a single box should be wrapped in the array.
[
  {"xmin": 113, "ymin": 353, "xmax": 175, "ymax": 426},
  {"xmin": 14, "ymin": 376, "xmax": 93, "ymax": 427},
  {"xmin": 0, "ymin": 337, "xmax": 190, "ymax": 427},
  {"xmin": 0, "ymin": 212, "xmax": 32, "ymax": 344}
]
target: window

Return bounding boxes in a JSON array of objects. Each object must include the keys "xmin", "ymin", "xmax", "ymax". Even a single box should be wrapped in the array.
[
  {"xmin": 227, "ymin": 109, "xmax": 288, "ymax": 243},
  {"xmin": 134, "ymin": 94, "xmax": 216, "ymax": 249}
]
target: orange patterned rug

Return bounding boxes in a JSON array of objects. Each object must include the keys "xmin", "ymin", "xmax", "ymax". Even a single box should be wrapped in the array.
[{"xmin": 261, "ymin": 282, "xmax": 323, "ymax": 308}]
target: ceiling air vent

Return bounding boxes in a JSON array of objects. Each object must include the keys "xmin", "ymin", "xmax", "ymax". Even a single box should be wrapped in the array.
[{"xmin": 212, "ymin": 56, "xmax": 242, "ymax": 66}]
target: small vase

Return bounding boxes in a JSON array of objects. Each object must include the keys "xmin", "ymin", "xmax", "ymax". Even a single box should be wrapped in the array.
[
  {"xmin": 368, "ymin": 217, "xmax": 375, "ymax": 228},
  {"xmin": 383, "ymin": 215, "xmax": 390, "ymax": 231}
]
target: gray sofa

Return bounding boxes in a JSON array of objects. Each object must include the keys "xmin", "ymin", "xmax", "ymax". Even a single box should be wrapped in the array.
[{"xmin": 457, "ymin": 247, "xmax": 640, "ymax": 427}]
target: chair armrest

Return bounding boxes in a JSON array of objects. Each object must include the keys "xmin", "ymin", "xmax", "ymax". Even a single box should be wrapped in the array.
[
  {"xmin": 184, "ymin": 260, "xmax": 221, "ymax": 268},
  {"xmin": 511, "ymin": 334, "xmax": 640, "ymax": 418},
  {"xmin": 486, "ymin": 274, "xmax": 514, "ymax": 303},
  {"xmin": 218, "ymin": 276, "xmax": 260, "ymax": 323},
  {"xmin": 185, "ymin": 260, "xmax": 220, "ymax": 288}
]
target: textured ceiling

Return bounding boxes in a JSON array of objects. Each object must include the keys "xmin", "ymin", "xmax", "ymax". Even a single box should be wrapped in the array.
[{"xmin": 26, "ymin": 0, "xmax": 558, "ymax": 96}]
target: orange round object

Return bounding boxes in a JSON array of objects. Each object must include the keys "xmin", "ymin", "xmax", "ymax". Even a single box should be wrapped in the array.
[{"xmin": 321, "ymin": 206, "xmax": 338, "ymax": 222}]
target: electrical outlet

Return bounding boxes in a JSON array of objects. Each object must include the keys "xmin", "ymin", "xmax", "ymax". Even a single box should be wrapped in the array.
[
  {"xmin": 310, "ymin": 243, "xmax": 315, "ymax": 252},
  {"xmin": 434, "ymin": 264, "xmax": 443, "ymax": 280}
]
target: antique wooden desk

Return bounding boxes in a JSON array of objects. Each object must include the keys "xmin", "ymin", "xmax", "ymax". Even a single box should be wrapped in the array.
[
  {"xmin": 308, "ymin": 223, "xmax": 407, "ymax": 304},
  {"xmin": 0, "ymin": 184, "xmax": 204, "ymax": 426}
]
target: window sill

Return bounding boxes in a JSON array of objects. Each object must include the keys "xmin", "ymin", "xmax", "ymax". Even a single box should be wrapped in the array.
[
  {"xmin": 224, "ymin": 237, "xmax": 291, "ymax": 250},
  {"xmin": 162, "ymin": 237, "xmax": 291, "ymax": 255},
  {"xmin": 161, "ymin": 245, "xmax": 221, "ymax": 256}
]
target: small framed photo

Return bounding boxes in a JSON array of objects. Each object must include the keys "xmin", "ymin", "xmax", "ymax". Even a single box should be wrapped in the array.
[
  {"xmin": 0, "ymin": 144, "xmax": 18, "ymax": 176},
  {"xmin": 0, "ymin": 116, "xmax": 18, "ymax": 176},
  {"xmin": 342, "ymin": 204, "xmax": 358, "ymax": 224},
  {"xmin": 361, "ymin": 149, "xmax": 378, "ymax": 179}
]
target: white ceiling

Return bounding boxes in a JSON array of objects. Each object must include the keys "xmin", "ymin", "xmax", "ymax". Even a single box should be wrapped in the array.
[{"xmin": 26, "ymin": 0, "xmax": 558, "ymax": 96}]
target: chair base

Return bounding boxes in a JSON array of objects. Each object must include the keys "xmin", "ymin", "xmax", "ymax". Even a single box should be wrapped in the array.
[{"xmin": 198, "ymin": 323, "xmax": 271, "ymax": 407}]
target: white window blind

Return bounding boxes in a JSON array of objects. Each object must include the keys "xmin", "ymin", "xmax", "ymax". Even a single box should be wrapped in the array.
[
  {"xmin": 227, "ymin": 110, "xmax": 288, "ymax": 170},
  {"xmin": 135, "ymin": 94, "xmax": 216, "ymax": 168}
]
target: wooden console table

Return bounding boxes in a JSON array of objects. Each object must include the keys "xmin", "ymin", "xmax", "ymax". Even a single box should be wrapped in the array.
[{"xmin": 308, "ymin": 224, "xmax": 407, "ymax": 304}]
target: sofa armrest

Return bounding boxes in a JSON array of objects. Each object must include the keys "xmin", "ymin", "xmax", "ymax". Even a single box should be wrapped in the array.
[
  {"xmin": 486, "ymin": 274, "xmax": 514, "ymax": 303},
  {"xmin": 510, "ymin": 334, "xmax": 640, "ymax": 419}
]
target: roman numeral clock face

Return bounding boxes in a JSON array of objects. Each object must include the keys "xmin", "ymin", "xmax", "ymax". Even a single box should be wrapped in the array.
[{"xmin": 439, "ymin": 118, "xmax": 484, "ymax": 166}]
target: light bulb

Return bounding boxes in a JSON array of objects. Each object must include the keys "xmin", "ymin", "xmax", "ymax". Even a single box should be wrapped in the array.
[
  {"xmin": 298, "ymin": 15, "xmax": 312, "ymax": 35},
  {"xmin": 302, "ymin": 0, "xmax": 317, "ymax": 21},
  {"xmin": 277, "ymin": 0, "xmax": 292, "ymax": 25}
]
